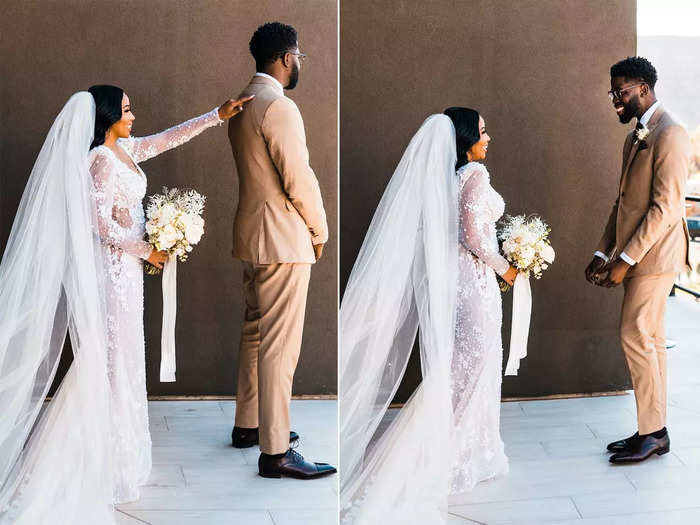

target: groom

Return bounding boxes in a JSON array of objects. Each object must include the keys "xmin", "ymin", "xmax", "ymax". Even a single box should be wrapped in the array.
[
  {"xmin": 586, "ymin": 56, "xmax": 691, "ymax": 463},
  {"xmin": 227, "ymin": 22, "xmax": 335, "ymax": 479}
]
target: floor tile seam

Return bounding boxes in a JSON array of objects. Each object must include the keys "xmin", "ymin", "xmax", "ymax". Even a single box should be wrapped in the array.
[
  {"xmin": 447, "ymin": 511, "xmax": 488, "ymax": 525},
  {"xmin": 115, "ymin": 509, "xmax": 153, "ymax": 524},
  {"xmin": 267, "ymin": 509, "xmax": 278, "ymax": 525},
  {"xmin": 450, "ymin": 494, "xmax": 584, "ymax": 509},
  {"xmin": 566, "ymin": 502, "xmax": 700, "ymax": 521},
  {"xmin": 119, "ymin": 505, "xmax": 338, "ymax": 512}
]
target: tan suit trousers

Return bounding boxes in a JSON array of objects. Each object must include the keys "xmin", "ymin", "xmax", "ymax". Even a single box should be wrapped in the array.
[
  {"xmin": 620, "ymin": 273, "xmax": 676, "ymax": 435},
  {"xmin": 234, "ymin": 262, "xmax": 311, "ymax": 454}
]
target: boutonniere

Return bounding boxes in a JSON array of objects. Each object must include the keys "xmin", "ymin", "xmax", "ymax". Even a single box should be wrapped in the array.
[
  {"xmin": 635, "ymin": 126, "xmax": 650, "ymax": 142},
  {"xmin": 634, "ymin": 125, "xmax": 649, "ymax": 150}
]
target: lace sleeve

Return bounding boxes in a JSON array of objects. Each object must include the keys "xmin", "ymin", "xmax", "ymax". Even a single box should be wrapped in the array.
[
  {"xmin": 90, "ymin": 151, "xmax": 153, "ymax": 260},
  {"xmin": 459, "ymin": 170, "xmax": 510, "ymax": 276},
  {"xmin": 120, "ymin": 108, "xmax": 223, "ymax": 163}
]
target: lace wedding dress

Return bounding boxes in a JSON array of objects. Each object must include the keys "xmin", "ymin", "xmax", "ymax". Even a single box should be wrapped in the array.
[
  {"xmin": 451, "ymin": 161, "xmax": 509, "ymax": 494},
  {"xmin": 340, "ymin": 116, "xmax": 509, "ymax": 524},
  {"xmin": 89, "ymin": 108, "xmax": 222, "ymax": 503},
  {"xmin": 0, "ymin": 93, "xmax": 222, "ymax": 524}
]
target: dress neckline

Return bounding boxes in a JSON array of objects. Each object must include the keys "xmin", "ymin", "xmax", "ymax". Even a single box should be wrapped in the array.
[{"xmin": 97, "ymin": 144, "xmax": 144, "ymax": 179}]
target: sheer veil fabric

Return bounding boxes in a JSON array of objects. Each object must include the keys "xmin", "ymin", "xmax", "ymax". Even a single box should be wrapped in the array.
[
  {"xmin": 340, "ymin": 115, "xmax": 458, "ymax": 524},
  {"xmin": 0, "ymin": 92, "xmax": 115, "ymax": 523}
]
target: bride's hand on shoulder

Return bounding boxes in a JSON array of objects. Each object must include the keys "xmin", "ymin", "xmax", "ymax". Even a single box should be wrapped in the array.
[
  {"xmin": 147, "ymin": 249, "xmax": 169, "ymax": 270},
  {"xmin": 218, "ymin": 95, "xmax": 255, "ymax": 120},
  {"xmin": 502, "ymin": 266, "xmax": 517, "ymax": 286}
]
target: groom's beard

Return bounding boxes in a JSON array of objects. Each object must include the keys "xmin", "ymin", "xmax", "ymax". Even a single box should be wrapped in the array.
[
  {"xmin": 286, "ymin": 63, "xmax": 299, "ymax": 90},
  {"xmin": 617, "ymin": 95, "xmax": 642, "ymax": 124}
]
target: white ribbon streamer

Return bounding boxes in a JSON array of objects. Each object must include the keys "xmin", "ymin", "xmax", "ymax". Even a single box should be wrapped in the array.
[
  {"xmin": 160, "ymin": 255, "xmax": 177, "ymax": 382},
  {"xmin": 505, "ymin": 272, "xmax": 532, "ymax": 376}
]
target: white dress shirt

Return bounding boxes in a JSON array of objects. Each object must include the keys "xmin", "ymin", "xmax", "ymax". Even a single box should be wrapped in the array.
[
  {"xmin": 594, "ymin": 101, "xmax": 661, "ymax": 266},
  {"xmin": 254, "ymin": 72, "xmax": 284, "ymax": 92}
]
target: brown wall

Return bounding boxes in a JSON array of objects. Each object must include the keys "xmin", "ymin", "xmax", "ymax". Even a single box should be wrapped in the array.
[
  {"xmin": 0, "ymin": 0, "xmax": 337, "ymax": 395},
  {"xmin": 340, "ymin": 0, "xmax": 637, "ymax": 399}
]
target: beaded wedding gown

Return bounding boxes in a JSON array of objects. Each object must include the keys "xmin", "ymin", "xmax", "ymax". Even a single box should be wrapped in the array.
[
  {"xmin": 340, "ymin": 116, "xmax": 508, "ymax": 524},
  {"xmin": 89, "ymin": 107, "xmax": 222, "ymax": 504},
  {"xmin": 0, "ymin": 92, "xmax": 221, "ymax": 524},
  {"xmin": 451, "ymin": 161, "xmax": 509, "ymax": 494}
]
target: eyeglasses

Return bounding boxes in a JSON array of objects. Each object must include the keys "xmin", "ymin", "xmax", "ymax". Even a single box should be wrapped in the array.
[
  {"xmin": 288, "ymin": 51, "xmax": 307, "ymax": 62},
  {"xmin": 608, "ymin": 83, "xmax": 644, "ymax": 101}
]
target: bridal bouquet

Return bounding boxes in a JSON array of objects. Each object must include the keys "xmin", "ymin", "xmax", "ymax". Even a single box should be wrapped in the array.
[
  {"xmin": 497, "ymin": 214, "xmax": 554, "ymax": 376},
  {"xmin": 497, "ymin": 215, "xmax": 555, "ymax": 292},
  {"xmin": 144, "ymin": 187, "xmax": 206, "ymax": 275},
  {"xmin": 144, "ymin": 187, "xmax": 205, "ymax": 382}
]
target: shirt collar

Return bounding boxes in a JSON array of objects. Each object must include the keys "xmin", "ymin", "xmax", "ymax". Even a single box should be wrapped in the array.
[
  {"xmin": 254, "ymin": 72, "xmax": 284, "ymax": 92},
  {"xmin": 639, "ymin": 100, "xmax": 661, "ymax": 128}
]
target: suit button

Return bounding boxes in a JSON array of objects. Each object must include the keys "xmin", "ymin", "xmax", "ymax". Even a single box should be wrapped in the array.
[{"xmin": 621, "ymin": 192, "xmax": 625, "ymax": 196}]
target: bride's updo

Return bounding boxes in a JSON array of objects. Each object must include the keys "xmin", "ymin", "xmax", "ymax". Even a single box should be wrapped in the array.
[
  {"xmin": 88, "ymin": 85, "xmax": 124, "ymax": 149},
  {"xmin": 444, "ymin": 107, "xmax": 480, "ymax": 170}
]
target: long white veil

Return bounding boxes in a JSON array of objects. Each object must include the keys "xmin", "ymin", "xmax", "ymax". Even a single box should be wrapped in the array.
[
  {"xmin": 339, "ymin": 114, "xmax": 458, "ymax": 524},
  {"xmin": 0, "ymin": 92, "xmax": 114, "ymax": 523}
]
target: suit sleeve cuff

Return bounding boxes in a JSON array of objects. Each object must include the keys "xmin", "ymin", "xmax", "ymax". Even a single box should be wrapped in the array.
[
  {"xmin": 594, "ymin": 251, "xmax": 609, "ymax": 263},
  {"xmin": 620, "ymin": 251, "xmax": 636, "ymax": 266}
]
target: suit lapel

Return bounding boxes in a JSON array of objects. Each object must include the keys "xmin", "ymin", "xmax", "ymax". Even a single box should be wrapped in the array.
[
  {"xmin": 621, "ymin": 137, "xmax": 640, "ymax": 181},
  {"xmin": 620, "ymin": 106, "xmax": 666, "ymax": 184}
]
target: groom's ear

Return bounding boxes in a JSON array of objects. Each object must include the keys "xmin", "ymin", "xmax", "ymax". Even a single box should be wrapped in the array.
[{"xmin": 279, "ymin": 52, "xmax": 290, "ymax": 68}]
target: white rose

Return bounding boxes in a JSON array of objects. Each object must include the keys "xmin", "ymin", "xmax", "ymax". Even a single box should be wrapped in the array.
[
  {"xmin": 179, "ymin": 213, "xmax": 193, "ymax": 228},
  {"xmin": 159, "ymin": 203, "xmax": 178, "ymax": 224},
  {"xmin": 503, "ymin": 238, "xmax": 518, "ymax": 255},
  {"xmin": 158, "ymin": 224, "xmax": 178, "ymax": 250},
  {"xmin": 522, "ymin": 230, "xmax": 538, "ymax": 246},
  {"xmin": 519, "ymin": 246, "xmax": 536, "ymax": 267},
  {"xmin": 541, "ymin": 244, "xmax": 555, "ymax": 263},
  {"xmin": 184, "ymin": 215, "xmax": 205, "ymax": 244},
  {"xmin": 149, "ymin": 208, "xmax": 162, "ymax": 223},
  {"xmin": 145, "ymin": 221, "xmax": 158, "ymax": 235}
]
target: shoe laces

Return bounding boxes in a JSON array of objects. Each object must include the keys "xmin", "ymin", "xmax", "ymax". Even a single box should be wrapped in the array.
[{"xmin": 288, "ymin": 440, "xmax": 304, "ymax": 462}]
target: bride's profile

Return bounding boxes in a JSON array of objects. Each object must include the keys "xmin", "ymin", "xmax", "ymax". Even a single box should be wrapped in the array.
[
  {"xmin": 339, "ymin": 108, "xmax": 515, "ymax": 523},
  {"xmin": 0, "ymin": 88, "xmax": 250, "ymax": 523}
]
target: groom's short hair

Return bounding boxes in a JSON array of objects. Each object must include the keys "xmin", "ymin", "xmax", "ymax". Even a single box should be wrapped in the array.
[
  {"xmin": 610, "ymin": 56, "xmax": 658, "ymax": 90},
  {"xmin": 250, "ymin": 22, "xmax": 298, "ymax": 72}
]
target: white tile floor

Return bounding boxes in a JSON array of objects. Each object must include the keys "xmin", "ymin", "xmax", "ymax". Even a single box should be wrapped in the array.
[
  {"xmin": 115, "ymin": 400, "xmax": 337, "ymax": 525},
  {"xmin": 114, "ymin": 295, "xmax": 697, "ymax": 525},
  {"xmin": 448, "ymin": 295, "xmax": 700, "ymax": 525}
]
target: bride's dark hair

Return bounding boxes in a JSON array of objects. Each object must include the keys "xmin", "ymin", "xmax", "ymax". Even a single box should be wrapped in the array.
[
  {"xmin": 88, "ymin": 85, "xmax": 124, "ymax": 149},
  {"xmin": 443, "ymin": 107, "xmax": 480, "ymax": 170}
]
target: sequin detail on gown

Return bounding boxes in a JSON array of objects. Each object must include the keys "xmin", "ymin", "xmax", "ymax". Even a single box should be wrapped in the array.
[
  {"xmin": 450, "ymin": 162, "xmax": 509, "ymax": 494},
  {"xmin": 88, "ymin": 108, "xmax": 221, "ymax": 503}
]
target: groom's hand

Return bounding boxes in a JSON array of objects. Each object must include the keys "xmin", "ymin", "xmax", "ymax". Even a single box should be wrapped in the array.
[
  {"xmin": 313, "ymin": 243, "xmax": 324, "ymax": 261},
  {"xmin": 218, "ymin": 95, "xmax": 255, "ymax": 120},
  {"xmin": 601, "ymin": 258, "xmax": 630, "ymax": 288},
  {"xmin": 585, "ymin": 257, "xmax": 607, "ymax": 286}
]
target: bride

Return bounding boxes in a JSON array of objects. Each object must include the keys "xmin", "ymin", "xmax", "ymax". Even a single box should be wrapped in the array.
[
  {"xmin": 0, "ymin": 87, "xmax": 251, "ymax": 523},
  {"xmin": 339, "ymin": 108, "xmax": 516, "ymax": 523}
]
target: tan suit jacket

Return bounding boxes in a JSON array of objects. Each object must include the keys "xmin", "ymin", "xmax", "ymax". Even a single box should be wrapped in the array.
[
  {"xmin": 228, "ymin": 75, "xmax": 328, "ymax": 264},
  {"xmin": 597, "ymin": 107, "xmax": 691, "ymax": 277}
]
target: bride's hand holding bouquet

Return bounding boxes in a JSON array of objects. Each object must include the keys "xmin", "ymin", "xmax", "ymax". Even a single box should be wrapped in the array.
[
  {"xmin": 497, "ymin": 215, "xmax": 555, "ymax": 291},
  {"xmin": 497, "ymin": 214, "xmax": 555, "ymax": 376},
  {"xmin": 144, "ymin": 187, "xmax": 206, "ymax": 275}
]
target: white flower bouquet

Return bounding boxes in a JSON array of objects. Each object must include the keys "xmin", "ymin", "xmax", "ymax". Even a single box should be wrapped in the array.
[
  {"xmin": 497, "ymin": 214, "xmax": 555, "ymax": 291},
  {"xmin": 144, "ymin": 187, "xmax": 206, "ymax": 275}
]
